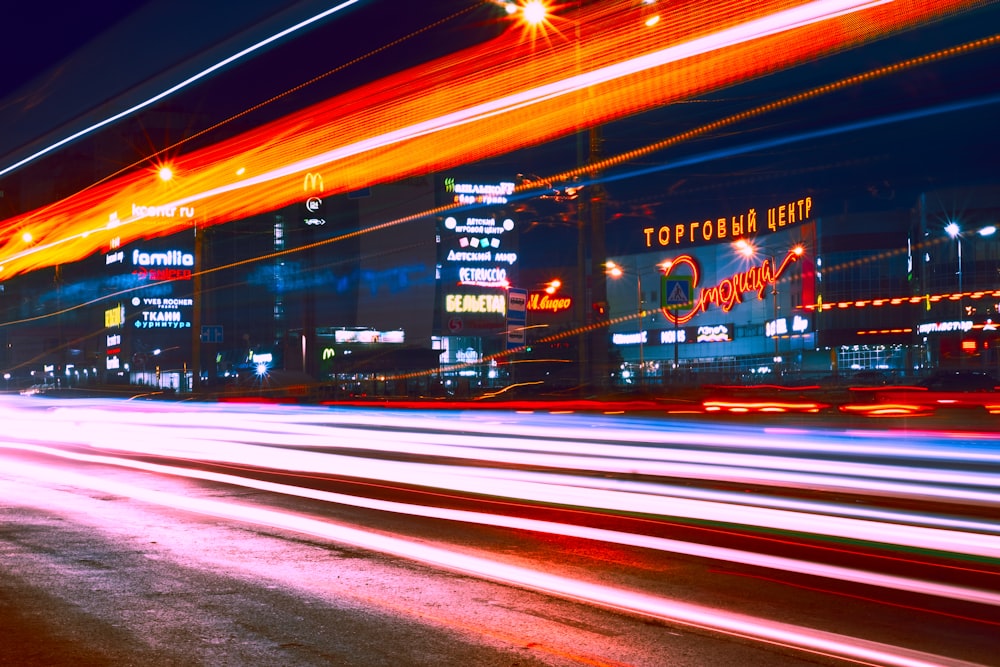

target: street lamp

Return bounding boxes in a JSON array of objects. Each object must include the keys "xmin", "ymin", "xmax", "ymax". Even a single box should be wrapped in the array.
[
  {"xmin": 606, "ymin": 261, "xmax": 645, "ymax": 384},
  {"xmin": 944, "ymin": 222, "xmax": 997, "ymax": 316},
  {"xmin": 943, "ymin": 223, "xmax": 996, "ymax": 365},
  {"xmin": 734, "ymin": 240, "xmax": 805, "ymax": 379},
  {"xmin": 945, "ymin": 222, "xmax": 964, "ymax": 320},
  {"xmin": 606, "ymin": 260, "xmax": 671, "ymax": 386}
]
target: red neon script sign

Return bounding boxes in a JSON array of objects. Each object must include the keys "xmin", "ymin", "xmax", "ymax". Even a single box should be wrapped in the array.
[{"xmin": 662, "ymin": 250, "xmax": 801, "ymax": 325}]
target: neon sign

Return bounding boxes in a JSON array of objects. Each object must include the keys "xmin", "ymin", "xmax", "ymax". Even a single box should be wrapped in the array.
[
  {"xmin": 527, "ymin": 293, "xmax": 572, "ymax": 313},
  {"xmin": 133, "ymin": 268, "xmax": 192, "ymax": 282},
  {"xmin": 105, "ymin": 304, "xmax": 124, "ymax": 328},
  {"xmin": 131, "ymin": 203, "xmax": 195, "ymax": 219},
  {"xmin": 661, "ymin": 329, "xmax": 687, "ymax": 344},
  {"xmin": 445, "ymin": 179, "xmax": 514, "ymax": 205},
  {"xmin": 132, "ymin": 297, "xmax": 193, "ymax": 308},
  {"xmin": 697, "ymin": 324, "xmax": 733, "ymax": 342},
  {"xmin": 445, "ymin": 294, "xmax": 506, "ymax": 315},
  {"xmin": 766, "ymin": 315, "xmax": 811, "ymax": 337},
  {"xmin": 613, "ymin": 331, "xmax": 648, "ymax": 345},
  {"xmin": 132, "ymin": 249, "xmax": 193, "ymax": 267},
  {"xmin": 444, "ymin": 216, "xmax": 515, "ymax": 236},
  {"xmin": 642, "ymin": 196, "xmax": 813, "ymax": 249},
  {"xmin": 135, "ymin": 310, "xmax": 190, "ymax": 329},
  {"xmin": 458, "ymin": 266, "xmax": 508, "ymax": 287},
  {"xmin": 662, "ymin": 249, "xmax": 801, "ymax": 325},
  {"xmin": 917, "ymin": 320, "xmax": 974, "ymax": 335},
  {"xmin": 333, "ymin": 329, "xmax": 405, "ymax": 344},
  {"xmin": 303, "ymin": 172, "xmax": 324, "ymax": 192}
]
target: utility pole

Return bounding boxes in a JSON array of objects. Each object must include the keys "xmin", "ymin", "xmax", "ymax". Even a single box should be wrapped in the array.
[
  {"xmin": 588, "ymin": 126, "xmax": 608, "ymax": 390},
  {"xmin": 191, "ymin": 221, "xmax": 204, "ymax": 393}
]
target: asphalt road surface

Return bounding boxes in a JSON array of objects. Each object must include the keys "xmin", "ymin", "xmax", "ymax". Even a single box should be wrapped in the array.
[
  {"xmin": 2, "ymin": 455, "xmax": 822, "ymax": 667},
  {"xmin": 1, "ymin": 397, "xmax": 997, "ymax": 666}
]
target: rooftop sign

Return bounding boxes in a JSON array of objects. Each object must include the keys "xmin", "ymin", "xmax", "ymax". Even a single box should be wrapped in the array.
[{"xmin": 662, "ymin": 249, "xmax": 801, "ymax": 325}]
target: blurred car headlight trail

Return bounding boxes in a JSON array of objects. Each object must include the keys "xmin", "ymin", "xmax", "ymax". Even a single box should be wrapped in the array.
[
  {"xmin": 15, "ymin": 406, "xmax": 1000, "ymax": 517},
  {"xmin": 2, "ymin": 401, "xmax": 999, "ymax": 558},
  {"xmin": 2, "ymin": 440, "xmax": 998, "ymax": 609},
  {"xmin": 0, "ymin": 458, "xmax": 990, "ymax": 667},
  {"xmin": 37, "ymin": 405, "xmax": 1000, "ymax": 492}
]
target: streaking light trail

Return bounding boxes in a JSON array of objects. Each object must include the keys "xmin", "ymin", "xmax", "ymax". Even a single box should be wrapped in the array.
[
  {"xmin": 3, "ymin": 459, "xmax": 983, "ymax": 667},
  {"xmin": 5, "ymin": 440, "xmax": 999, "ymax": 609},
  {"xmin": 0, "ymin": 0, "xmax": 981, "ymax": 278},
  {"xmin": 0, "ymin": 0, "xmax": 362, "ymax": 179},
  {"xmin": 1, "ymin": 398, "xmax": 997, "ymax": 665}
]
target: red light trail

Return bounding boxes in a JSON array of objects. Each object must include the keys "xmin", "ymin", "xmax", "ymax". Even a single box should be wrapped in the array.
[{"xmin": 0, "ymin": 0, "xmax": 982, "ymax": 278}]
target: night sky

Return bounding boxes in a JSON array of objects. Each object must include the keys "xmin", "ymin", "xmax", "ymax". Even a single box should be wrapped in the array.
[
  {"xmin": 1, "ymin": 2, "xmax": 149, "ymax": 94},
  {"xmin": 0, "ymin": 0, "xmax": 508, "ymax": 188}
]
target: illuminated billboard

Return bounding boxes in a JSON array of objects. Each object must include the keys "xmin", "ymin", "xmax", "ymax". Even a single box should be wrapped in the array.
[
  {"xmin": 439, "ymin": 176, "xmax": 519, "ymax": 333},
  {"xmin": 102, "ymin": 233, "xmax": 195, "ymax": 376}
]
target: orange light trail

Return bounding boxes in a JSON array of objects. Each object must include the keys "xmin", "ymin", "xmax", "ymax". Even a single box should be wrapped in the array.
[{"xmin": 0, "ymin": 0, "xmax": 982, "ymax": 278}]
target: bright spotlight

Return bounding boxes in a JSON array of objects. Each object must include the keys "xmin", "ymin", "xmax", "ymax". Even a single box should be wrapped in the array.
[
  {"xmin": 158, "ymin": 166, "xmax": 174, "ymax": 182},
  {"xmin": 521, "ymin": 0, "xmax": 548, "ymax": 25},
  {"xmin": 734, "ymin": 239, "xmax": 756, "ymax": 257}
]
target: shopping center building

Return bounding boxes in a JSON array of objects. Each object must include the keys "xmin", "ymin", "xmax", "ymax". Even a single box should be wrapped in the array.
[
  {"xmin": 605, "ymin": 184, "xmax": 1000, "ymax": 386},
  {"xmin": 4, "ymin": 163, "xmax": 998, "ymax": 394}
]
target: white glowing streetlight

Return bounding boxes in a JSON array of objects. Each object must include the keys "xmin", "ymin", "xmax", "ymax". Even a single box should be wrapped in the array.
[
  {"xmin": 943, "ymin": 222, "xmax": 994, "ymax": 319},
  {"xmin": 732, "ymin": 240, "xmax": 805, "ymax": 375},
  {"xmin": 945, "ymin": 222, "xmax": 964, "ymax": 319},
  {"xmin": 606, "ymin": 260, "xmax": 653, "ymax": 385},
  {"xmin": 642, "ymin": 0, "xmax": 660, "ymax": 27},
  {"xmin": 521, "ymin": 0, "xmax": 548, "ymax": 25}
]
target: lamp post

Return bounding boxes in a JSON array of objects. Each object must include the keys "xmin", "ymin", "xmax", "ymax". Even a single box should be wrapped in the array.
[
  {"xmin": 606, "ymin": 260, "xmax": 672, "ymax": 386},
  {"xmin": 605, "ymin": 261, "xmax": 644, "ymax": 385},
  {"xmin": 944, "ymin": 223, "xmax": 996, "ymax": 366},
  {"xmin": 945, "ymin": 222, "xmax": 964, "ymax": 322},
  {"xmin": 735, "ymin": 240, "xmax": 804, "ymax": 380}
]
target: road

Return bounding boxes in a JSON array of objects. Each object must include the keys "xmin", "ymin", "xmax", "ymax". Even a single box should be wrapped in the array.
[{"xmin": 1, "ymin": 396, "xmax": 998, "ymax": 666}]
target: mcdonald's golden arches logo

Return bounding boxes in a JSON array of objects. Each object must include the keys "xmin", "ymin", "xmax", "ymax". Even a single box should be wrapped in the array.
[{"xmin": 303, "ymin": 172, "xmax": 324, "ymax": 193}]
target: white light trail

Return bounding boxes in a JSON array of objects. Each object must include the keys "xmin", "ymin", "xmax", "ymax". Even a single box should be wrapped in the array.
[
  {"xmin": 16, "ymin": 405, "xmax": 1000, "ymax": 517},
  {"xmin": 0, "ymin": 0, "xmax": 361, "ymax": 178},
  {"xmin": 2, "ymin": 442, "xmax": 998, "ymax": 609},
  {"xmin": 1, "ymin": 458, "xmax": 988, "ymax": 667},
  {"xmin": 4, "ymin": 401, "xmax": 1000, "ymax": 559}
]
